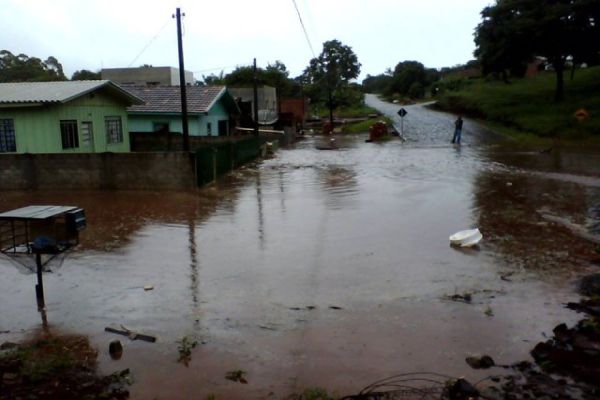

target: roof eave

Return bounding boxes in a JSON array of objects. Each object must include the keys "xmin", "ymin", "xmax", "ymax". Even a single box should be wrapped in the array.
[{"xmin": 60, "ymin": 81, "xmax": 145, "ymax": 105}]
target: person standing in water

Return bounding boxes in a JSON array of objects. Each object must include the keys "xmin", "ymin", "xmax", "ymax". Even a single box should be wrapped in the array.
[{"xmin": 452, "ymin": 115, "xmax": 463, "ymax": 144}]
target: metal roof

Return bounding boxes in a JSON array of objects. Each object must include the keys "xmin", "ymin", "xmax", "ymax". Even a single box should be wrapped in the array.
[
  {"xmin": 0, "ymin": 80, "xmax": 144, "ymax": 105},
  {"xmin": 0, "ymin": 205, "xmax": 78, "ymax": 220},
  {"xmin": 125, "ymin": 85, "xmax": 239, "ymax": 114}
]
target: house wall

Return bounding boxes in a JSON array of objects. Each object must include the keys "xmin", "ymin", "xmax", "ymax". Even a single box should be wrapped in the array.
[
  {"xmin": 199, "ymin": 100, "xmax": 229, "ymax": 136},
  {"xmin": 0, "ymin": 90, "xmax": 131, "ymax": 154},
  {"xmin": 128, "ymin": 98, "xmax": 231, "ymax": 137},
  {"xmin": 128, "ymin": 114, "xmax": 202, "ymax": 136}
]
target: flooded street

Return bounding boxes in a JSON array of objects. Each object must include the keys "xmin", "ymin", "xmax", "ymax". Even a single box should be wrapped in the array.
[{"xmin": 1, "ymin": 96, "xmax": 600, "ymax": 399}]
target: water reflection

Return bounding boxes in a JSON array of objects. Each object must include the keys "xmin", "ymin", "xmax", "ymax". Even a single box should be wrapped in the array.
[{"xmin": 0, "ymin": 185, "xmax": 249, "ymax": 252}]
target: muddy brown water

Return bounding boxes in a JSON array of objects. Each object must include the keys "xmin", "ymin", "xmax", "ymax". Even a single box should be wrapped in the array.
[{"xmin": 1, "ymin": 96, "xmax": 599, "ymax": 399}]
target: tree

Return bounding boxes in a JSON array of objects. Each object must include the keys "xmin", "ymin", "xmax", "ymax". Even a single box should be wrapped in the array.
[
  {"xmin": 0, "ymin": 50, "xmax": 66, "ymax": 82},
  {"xmin": 71, "ymin": 69, "xmax": 101, "ymax": 80},
  {"xmin": 474, "ymin": 0, "xmax": 600, "ymax": 101},
  {"xmin": 302, "ymin": 40, "xmax": 361, "ymax": 123},
  {"xmin": 201, "ymin": 71, "xmax": 225, "ymax": 86},
  {"xmin": 217, "ymin": 62, "xmax": 301, "ymax": 97},
  {"xmin": 361, "ymin": 72, "xmax": 394, "ymax": 94}
]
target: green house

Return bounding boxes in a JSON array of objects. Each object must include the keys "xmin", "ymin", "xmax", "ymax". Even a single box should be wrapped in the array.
[
  {"xmin": 0, "ymin": 80, "xmax": 143, "ymax": 153},
  {"xmin": 125, "ymin": 85, "xmax": 240, "ymax": 136}
]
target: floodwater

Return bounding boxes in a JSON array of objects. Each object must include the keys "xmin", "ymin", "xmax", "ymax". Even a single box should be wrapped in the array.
[{"xmin": 1, "ymin": 95, "xmax": 599, "ymax": 399}]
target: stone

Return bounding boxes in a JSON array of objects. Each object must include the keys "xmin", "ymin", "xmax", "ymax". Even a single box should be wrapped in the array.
[
  {"xmin": 466, "ymin": 355, "xmax": 495, "ymax": 369},
  {"xmin": 109, "ymin": 340, "xmax": 123, "ymax": 360}
]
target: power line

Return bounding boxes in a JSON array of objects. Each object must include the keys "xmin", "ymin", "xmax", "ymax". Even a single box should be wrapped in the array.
[
  {"xmin": 192, "ymin": 65, "xmax": 242, "ymax": 74},
  {"xmin": 127, "ymin": 18, "xmax": 171, "ymax": 67},
  {"xmin": 291, "ymin": 0, "xmax": 316, "ymax": 59}
]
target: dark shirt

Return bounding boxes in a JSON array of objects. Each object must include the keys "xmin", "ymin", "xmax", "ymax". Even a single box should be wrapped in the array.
[{"xmin": 455, "ymin": 118, "xmax": 463, "ymax": 130}]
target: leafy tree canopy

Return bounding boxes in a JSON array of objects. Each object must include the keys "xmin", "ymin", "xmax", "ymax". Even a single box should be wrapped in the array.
[
  {"xmin": 0, "ymin": 50, "xmax": 67, "ymax": 82},
  {"xmin": 474, "ymin": 0, "xmax": 600, "ymax": 100},
  {"xmin": 200, "ymin": 61, "xmax": 300, "ymax": 97},
  {"xmin": 303, "ymin": 39, "xmax": 361, "ymax": 87},
  {"xmin": 71, "ymin": 69, "xmax": 101, "ymax": 80}
]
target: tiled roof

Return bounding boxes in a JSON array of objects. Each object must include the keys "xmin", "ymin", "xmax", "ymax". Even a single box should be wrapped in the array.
[
  {"xmin": 0, "ymin": 80, "xmax": 143, "ymax": 104},
  {"xmin": 124, "ymin": 85, "xmax": 226, "ymax": 114}
]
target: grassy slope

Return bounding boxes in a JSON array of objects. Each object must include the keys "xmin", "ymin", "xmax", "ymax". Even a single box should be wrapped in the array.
[{"xmin": 436, "ymin": 67, "xmax": 600, "ymax": 141}]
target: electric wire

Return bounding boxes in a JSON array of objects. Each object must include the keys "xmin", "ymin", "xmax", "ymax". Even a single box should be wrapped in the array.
[
  {"xmin": 291, "ymin": 0, "xmax": 316, "ymax": 59},
  {"xmin": 127, "ymin": 18, "xmax": 171, "ymax": 67}
]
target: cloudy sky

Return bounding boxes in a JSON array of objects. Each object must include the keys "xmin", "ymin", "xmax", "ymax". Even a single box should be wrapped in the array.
[{"xmin": 2, "ymin": 0, "xmax": 493, "ymax": 82}]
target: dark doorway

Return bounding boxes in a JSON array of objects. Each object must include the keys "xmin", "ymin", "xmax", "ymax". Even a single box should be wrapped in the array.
[{"xmin": 218, "ymin": 120, "xmax": 228, "ymax": 136}]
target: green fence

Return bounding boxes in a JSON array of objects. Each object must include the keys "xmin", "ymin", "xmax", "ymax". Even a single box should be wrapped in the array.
[{"xmin": 195, "ymin": 137, "xmax": 260, "ymax": 186}]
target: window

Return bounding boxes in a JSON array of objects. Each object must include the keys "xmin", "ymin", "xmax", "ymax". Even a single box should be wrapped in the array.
[
  {"xmin": 207, "ymin": 122, "xmax": 212, "ymax": 136},
  {"xmin": 0, "ymin": 119, "xmax": 16, "ymax": 152},
  {"xmin": 81, "ymin": 121, "xmax": 93, "ymax": 148},
  {"xmin": 153, "ymin": 122, "xmax": 169, "ymax": 133},
  {"xmin": 60, "ymin": 120, "xmax": 79, "ymax": 149},
  {"xmin": 105, "ymin": 116, "xmax": 123, "ymax": 144}
]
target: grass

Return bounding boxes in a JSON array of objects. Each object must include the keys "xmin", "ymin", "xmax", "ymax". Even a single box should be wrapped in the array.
[
  {"xmin": 435, "ymin": 66, "xmax": 600, "ymax": 142},
  {"xmin": 0, "ymin": 334, "xmax": 130, "ymax": 399},
  {"xmin": 313, "ymin": 104, "xmax": 380, "ymax": 119},
  {"xmin": 341, "ymin": 116, "xmax": 393, "ymax": 133}
]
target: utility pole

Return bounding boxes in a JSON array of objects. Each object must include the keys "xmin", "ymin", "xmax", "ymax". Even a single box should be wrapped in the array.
[
  {"xmin": 174, "ymin": 8, "xmax": 190, "ymax": 151},
  {"xmin": 253, "ymin": 58, "xmax": 259, "ymax": 136},
  {"xmin": 328, "ymin": 86, "xmax": 334, "ymax": 133}
]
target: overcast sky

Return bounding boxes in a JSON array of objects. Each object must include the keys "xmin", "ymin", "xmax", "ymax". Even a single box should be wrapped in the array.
[{"xmin": 2, "ymin": 0, "xmax": 493, "ymax": 82}]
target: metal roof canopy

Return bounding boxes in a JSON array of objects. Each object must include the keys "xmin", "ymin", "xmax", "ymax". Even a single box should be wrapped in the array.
[
  {"xmin": 0, "ymin": 205, "xmax": 78, "ymax": 221},
  {"xmin": 0, "ymin": 205, "xmax": 86, "ymax": 312}
]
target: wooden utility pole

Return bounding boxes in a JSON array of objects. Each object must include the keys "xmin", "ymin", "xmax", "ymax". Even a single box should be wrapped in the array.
[
  {"xmin": 175, "ymin": 8, "xmax": 190, "ymax": 151},
  {"xmin": 253, "ymin": 58, "xmax": 259, "ymax": 136},
  {"xmin": 328, "ymin": 86, "xmax": 334, "ymax": 132}
]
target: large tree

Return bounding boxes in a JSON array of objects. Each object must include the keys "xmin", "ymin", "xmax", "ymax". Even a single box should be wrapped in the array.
[
  {"xmin": 475, "ymin": 0, "xmax": 600, "ymax": 101},
  {"xmin": 0, "ymin": 50, "xmax": 66, "ymax": 82},
  {"xmin": 302, "ymin": 39, "xmax": 361, "ymax": 124}
]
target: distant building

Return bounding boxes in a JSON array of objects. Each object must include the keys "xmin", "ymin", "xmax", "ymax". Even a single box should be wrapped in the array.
[
  {"xmin": 0, "ymin": 80, "xmax": 142, "ymax": 154},
  {"xmin": 229, "ymin": 86, "xmax": 278, "ymax": 126},
  {"xmin": 279, "ymin": 97, "xmax": 308, "ymax": 128},
  {"xmin": 125, "ymin": 85, "xmax": 240, "ymax": 136},
  {"xmin": 101, "ymin": 66, "xmax": 196, "ymax": 86}
]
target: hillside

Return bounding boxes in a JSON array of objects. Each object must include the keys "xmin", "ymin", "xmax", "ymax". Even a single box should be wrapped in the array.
[{"xmin": 435, "ymin": 67, "xmax": 600, "ymax": 141}]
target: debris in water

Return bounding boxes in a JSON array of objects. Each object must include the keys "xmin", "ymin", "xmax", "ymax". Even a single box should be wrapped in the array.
[
  {"xmin": 177, "ymin": 335, "xmax": 198, "ymax": 366},
  {"xmin": 225, "ymin": 369, "xmax": 248, "ymax": 384},
  {"xmin": 444, "ymin": 378, "xmax": 480, "ymax": 400},
  {"xmin": 329, "ymin": 306, "xmax": 343, "ymax": 310},
  {"xmin": 109, "ymin": 340, "xmax": 123, "ymax": 360},
  {"xmin": 465, "ymin": 355, "xmax": 495, "ymax": 369},
  {"xmin": 105, "ymin": 325, "xmax": 157, "ymax": 343},
  {"xmin": 258, "ymin": 324, "xmax": 278, "ymax": 331},
  {"xmin": 484, "ymin": 306, "xmax": 494, "ymax": 317},
  {"xmin": 143, "ymin": 285, "xmax": 154, "ymax": 291},
  {"xmin": 446, "ymin": 293, "xmax": 473, "ymax": 303},
  {"xmin": 449, "ymin": 228, "xmax": 483, "ymax": 247}
]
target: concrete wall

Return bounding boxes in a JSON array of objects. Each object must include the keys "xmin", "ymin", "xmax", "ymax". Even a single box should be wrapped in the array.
[{"xmin": 0, "ymin": 152, "xmax": 197, "ymax": 190}]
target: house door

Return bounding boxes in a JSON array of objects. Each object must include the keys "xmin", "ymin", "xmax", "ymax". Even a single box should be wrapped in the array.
[
  {"xmin": 81, "ymin": 121, "xmax": 95, "ymax": 152},
  {"xmin": 218, "ymin": 120, "xmax": 228, "ymax": 136}
]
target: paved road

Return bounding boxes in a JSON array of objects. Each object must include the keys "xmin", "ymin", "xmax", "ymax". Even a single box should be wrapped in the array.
[{"xmin": 365, "ymin": 93, "xmax": 500, "ymax": 145}]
